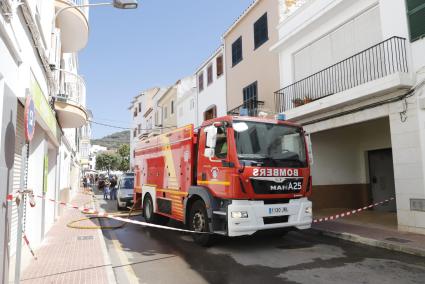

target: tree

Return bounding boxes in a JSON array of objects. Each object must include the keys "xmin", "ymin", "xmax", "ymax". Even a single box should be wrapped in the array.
[
  {"xmin": 117, "ymin": 144, "xmax": 130, "ymax": 172},
  {"xmin": 95, "ymin": 152, "xmax": 120, "ymax": 173}
]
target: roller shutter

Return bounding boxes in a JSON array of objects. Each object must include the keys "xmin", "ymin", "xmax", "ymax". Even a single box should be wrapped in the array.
[{"xmin": 10, "ymin": 102, "xmax": 25, "ymax": 256}]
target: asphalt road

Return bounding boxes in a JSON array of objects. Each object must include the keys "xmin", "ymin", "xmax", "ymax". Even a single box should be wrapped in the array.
[{"xmin": 93, "ymin": 191, "xmax": 425, "ymax": 284}]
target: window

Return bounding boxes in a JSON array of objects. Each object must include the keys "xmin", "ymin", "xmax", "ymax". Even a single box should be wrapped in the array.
[
  {"xmin": 164, "ymin": 107, "xmax": 168, "ymax": 119},
  {"xmin": 133, "ymin": 129, "xmax": 137, "ymax": 138},
  {"xmin": 216, "ymin": 55, "xmax": 223, "ymax": 77},
  {"xmin": 214, "ymin": 125, "xmax": 228, "ymax": 159},
  {"xmin": 204, "ymin": 105, "xmax": 217, "ymax": 121},
  {"xmin": 407, "ymin": 0, "xmax": 425, "ymax": 42},
  {"xmin": 207, "ymin": 64, "xmax": 213, "ymax": 85},
  {"xmin": 134, "ymin": 108, "xmax": 137, "ymax": 117},
  {"xmin": 171, "ymin": 100, "xmax": 174, "ymax": 114},
  {"xmin": 190, "ymin": 98, "xmax": 195, "ymax": 110},
  {"xmin": 232, "ymin": 37, "xmax": 243, "ymax": 66},
  {"xmin": 243, "ymin": 82, "xmax": 258, "ymax": 116},
  {"xmin": 138, "ymin": 124, "xmax": 141, "ymax": 134},
  {"xmin": 254, "ymin": 13, "xmax": 269, "ymax": 49},
  {"xmin": 234, "ymin": 121, "xmax": 307, "ymax": 167},
  {"xmin": 138, "ymin": 103, "xmax": 141, "ymax": 112},
  {"xmin": 198, "ymin": 72, "xmax": 204, "ymax": 92}
]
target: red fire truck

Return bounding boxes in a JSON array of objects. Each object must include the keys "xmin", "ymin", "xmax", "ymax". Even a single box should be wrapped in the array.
[{"xmin": 133, "ymin": 116, "xmax": 313, "ymax": 245}]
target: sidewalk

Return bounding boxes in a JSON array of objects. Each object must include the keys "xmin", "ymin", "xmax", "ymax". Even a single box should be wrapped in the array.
[
  {"xmin": 312, "ymin": 212, "xmax": 425, "ymax": 257},
  {"xmin": 21, "ymin": 191, "xmax": 116, "ymax": 283}
]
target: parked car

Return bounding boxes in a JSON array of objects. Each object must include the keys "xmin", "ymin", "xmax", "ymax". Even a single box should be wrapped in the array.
[{"xmin": 116, "ymin": 174, "xmax": 135, "ymax": 210}]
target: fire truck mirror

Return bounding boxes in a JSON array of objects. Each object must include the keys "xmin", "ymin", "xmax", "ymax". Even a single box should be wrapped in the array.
[
  {"xmin": 204, "ymin": 148, "xmax": 215, "ymax": 158},
  {"xmin": 205, "ymin": 125, "xmax": 217, "ymax": 148}
]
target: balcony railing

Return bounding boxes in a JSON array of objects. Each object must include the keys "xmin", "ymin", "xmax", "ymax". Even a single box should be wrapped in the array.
[
  {"xmin": 274, "ymin": 36, "xmax": 408, "ymax": 112},
  {"xmin": 56, "ymin": 70, "xmax": 86, "ymax": 108},
  {"xmin": 228, "ymin": 99, "xmax": 265, "ymax": 117},
  {"xmin": 64, "ymin": 0, "xmax": 89, "ymax": 19}
]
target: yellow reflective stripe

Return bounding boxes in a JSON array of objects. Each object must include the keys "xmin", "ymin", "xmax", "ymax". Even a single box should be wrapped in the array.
[
  {"xmin": 156, "ymin": 188, "xmax": 188, "ymax": 196},
  {"xmin": 197, "ymin": 180, "xmax": 231, "ymax": 186}
]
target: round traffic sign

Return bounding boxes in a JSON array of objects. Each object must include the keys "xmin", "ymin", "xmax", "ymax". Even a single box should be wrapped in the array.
[{"xmin": 24, "ymin": 95, "xmax": 35, "ymax": 142}]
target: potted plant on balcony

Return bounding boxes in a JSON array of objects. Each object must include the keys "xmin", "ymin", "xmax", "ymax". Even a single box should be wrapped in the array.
[
  {"xmin": 304, "ymin": 96, "xmax": 313, "ymax": 104},
  {"xmin": 292, "ymin": 98, "xmax": 304, "ymax": 107}
]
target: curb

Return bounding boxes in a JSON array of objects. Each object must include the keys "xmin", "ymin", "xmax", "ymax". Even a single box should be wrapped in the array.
[
  {"xmin": 92, "ymin": 195, "xmax": 117, "ymax": 284},
  {"xmin": 310, "ymin": 228, "xmax": 425, "ymax": 258}
]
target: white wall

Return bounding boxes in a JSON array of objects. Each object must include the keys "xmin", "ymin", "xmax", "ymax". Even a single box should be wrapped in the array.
[
  {"xmin": 130, "ymin": 95, "xmax": 144, "ymax": 168},
  {"xmin": 274, "ymin": 0, "xmax": 383, "ymax": 87},
  {"xmin": 311, "ymin": 117, "xmax": 391, "ymax": 185},
  {"xmin": 26, "ymin": 124, "xmax": 47, "ymax": 247},
  {"xmin": 177, "ymin": 76, "xmax": 197, "ymax": 128},
  {"xmin": 196, "ymin": 49, "xmax": 227, "ymax": 126}
]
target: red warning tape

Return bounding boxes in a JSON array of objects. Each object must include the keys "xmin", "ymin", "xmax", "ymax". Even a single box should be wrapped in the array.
[
  {"xmin": 31, "ymin": 192, "xmax": 205, "ymax": 234},
  {"xmin": 22, "ymin": 232, "xmax": 37, "ymax": 260},
  {"xmin": 313, "ymin": 197, "xmax": 395, "ymax": 223}
]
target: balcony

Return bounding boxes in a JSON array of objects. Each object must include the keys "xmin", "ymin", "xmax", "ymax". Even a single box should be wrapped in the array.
[
  {"xmin": 54, "ymin": 0, "xmax": 89, "ymax": 53},
  {"xmin": 228, "ymin": 100, "xmax": 265, "ymax": 117},
  {"xmin": 274, "ymin": 37, "xmax": 413, "ymax": 118},
  {"xmin": 54, "ymin": 71, "xmax": 88, "ymax": 128}
]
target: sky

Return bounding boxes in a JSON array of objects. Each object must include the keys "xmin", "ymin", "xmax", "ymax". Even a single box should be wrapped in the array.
[{"xmin": 80, "ymin": 0, "xmax": 254, "ymax": 139}]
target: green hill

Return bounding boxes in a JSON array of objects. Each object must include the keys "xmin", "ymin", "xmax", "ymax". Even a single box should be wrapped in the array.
[{"xmin": 92, "ymin": 131, "xmax": 130, "ymax": 150}]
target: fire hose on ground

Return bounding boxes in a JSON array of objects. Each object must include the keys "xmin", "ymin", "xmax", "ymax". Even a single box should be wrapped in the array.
[{"xmin": 66, "ymin": 191, "xmax": 143, "ymax": 230}]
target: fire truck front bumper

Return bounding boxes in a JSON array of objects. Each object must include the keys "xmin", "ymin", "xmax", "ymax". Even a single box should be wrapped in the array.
[{"xmin": 226, "ymin": 198, "xmax": 312, "ymax": 237}]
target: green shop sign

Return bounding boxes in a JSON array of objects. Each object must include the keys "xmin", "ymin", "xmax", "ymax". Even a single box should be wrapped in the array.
[{"xmin": 30, "ymin": 73, "xmax": 60, "ymax": 142}]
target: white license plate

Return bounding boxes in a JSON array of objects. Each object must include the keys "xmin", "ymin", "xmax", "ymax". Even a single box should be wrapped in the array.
[{"xmin": 268, "ymin": 207, "xmax": 288, "ymax": 215}]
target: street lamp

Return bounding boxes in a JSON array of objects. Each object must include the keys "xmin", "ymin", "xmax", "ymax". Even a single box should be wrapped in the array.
[
  {"xmin": 53, "ymin": 0, "xmax": 138, "ymax": 32},
  {"xmin": 113, "ymin": 0, "xmax": 138, "ymax": 9}
]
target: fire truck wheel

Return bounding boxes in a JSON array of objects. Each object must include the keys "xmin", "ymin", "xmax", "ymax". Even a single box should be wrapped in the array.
[
  {"xmin": 143, "ymin": 195, "xmax": 169, "ymax": 225},
  {"xmin": 189, "ymin": 200, "xmax": 216, "ymax": 246}
]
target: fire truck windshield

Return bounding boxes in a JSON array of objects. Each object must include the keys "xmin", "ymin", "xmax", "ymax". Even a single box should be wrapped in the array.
[{"xmin": 233, "ymin": 121, "xmax": 307, "ymax": 167}]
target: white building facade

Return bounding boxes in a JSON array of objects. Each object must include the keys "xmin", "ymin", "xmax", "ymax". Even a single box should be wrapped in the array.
[
  {"xmin": 176, "ymin": 76, "xmax": 197, "ymax": 128},
  {"xmin": 271, "ymin": 0, "xmax": 425, "ymax": 234},
  {"xmin": 0, "ymin": 1, "xmax": 91, "ymax": 281},
  {"xmin": 196, "ymin": 46, "xmax": 227, "ymax": 126},
  {"xmin": 89, "ymin": 144, "xmax": 107, "ymax": 171}
]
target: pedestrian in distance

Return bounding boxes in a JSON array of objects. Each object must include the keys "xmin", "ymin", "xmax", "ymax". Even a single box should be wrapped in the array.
[
  {"xmin": 89, "ymin": 174, "xmax": 94, "ymax": 189},
  {"xmin": 83, "ymin": 176, "xmax": 88, "ymax": 191},
  {"xmin": 87, "ymin": 175, "xmax": 92, "ymax": 190},
  {"xmin": 110, "ymin": 176, "xmax": 118, "ymax": 200},
  {"xmin": 104, "ymin": 179, "xmax": 111, "ymax": 200}
]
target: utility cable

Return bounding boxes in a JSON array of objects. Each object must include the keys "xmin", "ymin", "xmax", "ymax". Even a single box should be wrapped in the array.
[{"xmin": 89, "ymin": 120, "xmax": 176, "ymax": 131}]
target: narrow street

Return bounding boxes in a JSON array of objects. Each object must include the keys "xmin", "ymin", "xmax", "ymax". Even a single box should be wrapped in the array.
[{"xmin": 94, "ymin": 190, "xmax": 425, "ymax": 284}]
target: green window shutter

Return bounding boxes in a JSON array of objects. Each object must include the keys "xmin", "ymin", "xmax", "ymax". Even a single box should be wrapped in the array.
[{"xmin": 406, "ymin": 0, "xmax": 425, "ymax": 42}]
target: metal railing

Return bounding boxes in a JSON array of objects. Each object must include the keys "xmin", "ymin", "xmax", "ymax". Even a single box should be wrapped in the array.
[
  {"xmin": 228, "ymin": 99, "xmax": 265, "ymax": 117},
  {"xmin": 56, "ymin": 70, "xmax": 86, "ymax": 108},
  {"xmin": 64, "ymin": 0, "xmax": 89, "ymax": 19},
  {"xmin": 274, "ymin": 36, "xmax": 408, "ymax": 112}
]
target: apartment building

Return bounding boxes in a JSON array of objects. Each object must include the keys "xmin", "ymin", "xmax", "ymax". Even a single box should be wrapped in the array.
[
  {"xmin": 224, "ymin": 0, "xmax": 280, "ymax": 116},
  {"xmin": 89, "ymin": 144, "xmax": 107, "ymax": 171},
  {"xmin": 0, "ymin": 1, "xmax": 91, "ymax": 281},
  {"xmin": 176, "ymin": 76, "xmax": 197, "ymax": 128},
  {"xmin": 129, "ymin": 87, "xmax": 160, "ymax": 168},
  {"xmin": 196, "ymin": 46, "xmax": 227, "ymax": 126},
  {"xmin": 157, "ymin": 84, "xmax": 178, "ymax": 130},
  {"xmin": 271, "ymin": 0, "xmax": 425, "ymax": 234}
]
